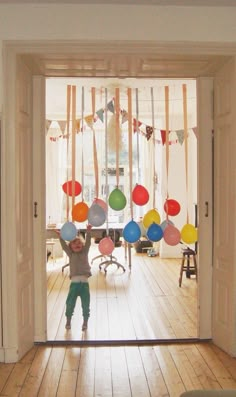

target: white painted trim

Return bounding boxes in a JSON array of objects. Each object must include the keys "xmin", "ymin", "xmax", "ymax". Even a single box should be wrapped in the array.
[
  {"xmin": 1, "ymin": 46, "xmax": 19, "ymax": 361},
  {"xmin": 2, "ymin": 38, "xmax": 232, "ymax": 360},
  {"xmin": 197, "ymin": 77, "xmax": 214, "ymax": 339},
  {"xmin": 3, "ymin": 39, "xmax": 236, "ymax": 57},
  {"xmin": 33, "ymin": 76, "xmax": 47, "ymax": 343}
]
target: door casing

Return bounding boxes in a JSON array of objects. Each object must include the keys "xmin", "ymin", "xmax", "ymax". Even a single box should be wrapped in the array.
[{"xmin": 2, "ymin": 39, "xmax": 233, "ymax": 361}]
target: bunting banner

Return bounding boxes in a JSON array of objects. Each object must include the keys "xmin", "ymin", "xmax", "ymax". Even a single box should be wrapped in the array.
[
  {"xmin": 46, "ymin": 96, "xmax": 196, "ymax": 145},
  {"xmin": 146, "ymin": 126, "xmax": 153, "ymax": 141},
  {"xmin": 96, "ymin": 108, "xmax": 104, "ymax": 122},
  {"xmin": 46, "ymin": 119, "xmax": 52, "ymax": 133},
  {"xmin": 107, "ymin": 100, "xmax": 114, "ymax": 113}
]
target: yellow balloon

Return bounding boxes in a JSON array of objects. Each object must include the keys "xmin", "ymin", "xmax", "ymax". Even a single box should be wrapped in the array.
[
  {"xmin": 181, "ymin": 223, "xmax": 198, "ymax": 244},
  {"xmin": 143, "ymin": 209, "xmax": 161, "ymax": 228}
]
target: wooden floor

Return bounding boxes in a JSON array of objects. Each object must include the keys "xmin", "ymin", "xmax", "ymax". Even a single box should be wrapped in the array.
[
  {"xmin": 1, "ymin": 342, "xmax": 236, "ymax": 396},
  {"xmin": 47, "ymin": 242, "xmax": 198, "ymax": 342},
  {"xmin": 2, "ymin": 251, "xmax": 236, "ymax": 396}
]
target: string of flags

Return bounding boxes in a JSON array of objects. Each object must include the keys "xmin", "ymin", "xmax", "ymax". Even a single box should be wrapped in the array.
[{"xmin": 46, "ymin": 98, "xmax": 197, "ymax": 145}]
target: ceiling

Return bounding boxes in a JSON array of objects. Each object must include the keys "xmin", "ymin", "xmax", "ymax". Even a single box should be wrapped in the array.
[
  {"xmin": 0, "ymin": 0, "xmax": 236, "ymax": 5},
  {"xmin": 22, "ymin": 51, "xmax": 230, "ymax": 79}
]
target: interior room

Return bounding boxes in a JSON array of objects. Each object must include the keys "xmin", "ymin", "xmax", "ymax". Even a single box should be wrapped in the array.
[
  {"xmin": 2, "ymin": 1, "xmax": 236, "ymax": 395},
  {"xmin": 45, "ymin": 77, "xmax": 198, "ymax": 341}
]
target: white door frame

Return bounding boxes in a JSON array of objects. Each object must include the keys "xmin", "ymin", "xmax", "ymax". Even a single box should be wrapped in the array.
[{"xmin": 2, "ymin": 40, "xmax": 235, "ymax": 359}]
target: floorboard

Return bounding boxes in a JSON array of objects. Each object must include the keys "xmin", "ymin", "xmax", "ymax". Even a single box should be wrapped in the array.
[{"xmin": 47, "ymin": 242, "xmax": 197, "ymax": 342}]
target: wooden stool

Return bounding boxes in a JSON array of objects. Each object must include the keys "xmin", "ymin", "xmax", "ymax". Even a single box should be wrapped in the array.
[{"xmin": 179, "ymin": 248, "xmax": 197, "ymax": 287}]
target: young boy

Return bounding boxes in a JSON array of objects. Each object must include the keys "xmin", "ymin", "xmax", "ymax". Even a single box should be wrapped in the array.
[{"xmin": 57, "ymin": 224, "xmax": 92, "ymax": 331}]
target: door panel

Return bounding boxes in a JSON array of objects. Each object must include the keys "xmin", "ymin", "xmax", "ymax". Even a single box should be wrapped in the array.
[
  {"xmin": 197, "ymin": 77, "xmax": 214, "ymax": 339},
  {"xmin": 16, "ymin": 57, "xmax": 34, "ymax": 358},
  {"xmin": 213, "ymin": 57, "xmax": 236, "ymax": 355}
]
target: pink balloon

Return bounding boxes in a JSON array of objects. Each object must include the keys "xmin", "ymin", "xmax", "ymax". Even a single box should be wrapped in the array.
[
  {"xmin": 163, "ymin": 224, "xmax": 181, "ymax": 246},
  {"xmin": 93, "ymin": 198, "xmax": 108, "ymax": 212},
  {"xmin": 98, "ymin": 237, "xmax": 114, "ymax": 255}
]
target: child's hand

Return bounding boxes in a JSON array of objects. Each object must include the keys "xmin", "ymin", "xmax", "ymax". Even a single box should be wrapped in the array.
[
  {"xmin": 55, "ymin": 229, "xmax": 60, "ymax": 236},
  {"xmin": 87, "ymin": 224, "xmax": 92, "ymax": 231}
]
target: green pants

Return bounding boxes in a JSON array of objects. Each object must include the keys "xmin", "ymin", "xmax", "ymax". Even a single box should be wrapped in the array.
[{"xmin": 65, "ymin": 282, "xmax": 90, "ymax": 321}]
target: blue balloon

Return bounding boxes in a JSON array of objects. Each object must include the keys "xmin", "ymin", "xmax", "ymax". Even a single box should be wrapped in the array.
[
  {"xmin": 147, "ymin": 223, "xmax": 164, "ymax": 242},
  {"xmin": 88, "ymin": 203, "xmax": 106, "ymax": 227},
  {"xmin": 60, "ymin": 221, "xmax": 77, "ymax": 241},
  {"xmin": 123, "ymin": 220, "xmax": 141, "ymax": 243}
]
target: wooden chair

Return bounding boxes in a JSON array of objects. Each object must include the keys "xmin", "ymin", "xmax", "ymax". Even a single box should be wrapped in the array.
[{"xmin": 179, "ymin": 246, "xmax": 197, "ymax": 287}]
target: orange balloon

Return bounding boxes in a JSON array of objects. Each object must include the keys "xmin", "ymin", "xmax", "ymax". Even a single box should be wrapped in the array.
[{"xmin": 72, "ymin": 202, "xmax": 89, "ymax": 222}]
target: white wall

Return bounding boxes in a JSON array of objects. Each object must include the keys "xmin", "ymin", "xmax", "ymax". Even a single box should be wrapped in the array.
[{"xmin": 0, "ymin": 4, "xmax": 236, "ymax": 105}]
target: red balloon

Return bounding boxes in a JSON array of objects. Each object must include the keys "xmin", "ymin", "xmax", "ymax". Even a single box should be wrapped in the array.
[
  {"xmin": 62, "ymin": 180, "xmax": 82, "ymax": 197},
  {"xmin": 72, "ymin": 202, "xmax": 89, "ymax": 222},
  {"xmin": 132, "ymin": 184, "xmax": 149, "ymax": 206},
  {"xmin": 164, "ymin": 199, "xmax": 181, "ymax": 216}
]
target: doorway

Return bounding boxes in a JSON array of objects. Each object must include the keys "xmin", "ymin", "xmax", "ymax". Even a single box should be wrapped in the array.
[
  {"xmin": 45, "ymin": 77, "xmax": 198, "ymax": 341},
  {"xmin": 2, "ymin": 40, "xmax": 217, "ymax": 360}
]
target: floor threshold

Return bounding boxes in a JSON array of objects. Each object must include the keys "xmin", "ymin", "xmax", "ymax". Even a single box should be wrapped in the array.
[{"xmin": 36, "ymin": 338, "xmax": 211, "ymax": 347}]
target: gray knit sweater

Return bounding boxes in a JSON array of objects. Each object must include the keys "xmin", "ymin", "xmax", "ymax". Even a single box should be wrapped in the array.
[{"xmin": 59, "ymin": 232, "xmax": 92, "ymax": 278}]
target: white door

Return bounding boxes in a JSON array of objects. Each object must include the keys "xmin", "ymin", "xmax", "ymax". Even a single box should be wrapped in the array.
[
  {"xmin": 213, "ymin": 57, "xmax": 236, "ymax": 355},
  {"xmin": 1, "ymin": 53, "xmax": 34, "ymax": 362}
]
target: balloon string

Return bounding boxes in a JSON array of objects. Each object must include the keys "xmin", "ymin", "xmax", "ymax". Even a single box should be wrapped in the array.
[
  {"xmin": 135, "ymin": 88, "xmax": 140, "ymax": 182},
  {"xmin": 127, "ymin": 88, "xmax": 133, "ymax": 220},
  {"xmin": 183, "ymin": 84, "xmax": 189, "ymax": 224},
  {"xmin": 105, "ymin": 88, "xmax": 109, "ymax": 234},
  {"xmin": 92, "ymin": 87, "xmax": 99, "ymax": 198},
  {"xmin": 115, "ymin": 88, "xmax": 120, "ymax": 187},
  {"xmin": 165, "ymin": 86, "xmax": 170, "ymax": 221},
  {"xmin": 66, "ymin": 84, "xmax": 71, "ymax": 221},
  {"xmin": 151, "ymin": 87, "xmax": 156, "ymax": 208},
  {"xmin": 165, "ymin": 86, "xmax": 170, "ymax": 200},
  {"xmin": 81, "ymin": 86, "xmax": 84, "ymax": 202},
  {"xmin": 71, "ymin": 85, "xmax": 76, "ymax": 211}
]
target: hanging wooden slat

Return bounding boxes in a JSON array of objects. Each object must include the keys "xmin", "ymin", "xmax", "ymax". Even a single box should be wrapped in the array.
[
  {"xmin": 165, "ymin": 86, "xmax": 170, "ymax": 199},
  {"xmin": 71, "ymin": 85, "xmax": 76, "ymax": 209},
  {"xmin": 151, "ymin": 87, "xmax": 156, "ymax": 208},
  {"xmin": 127, "ymin": 88, "xmax": 133, "ymax": 219},
  {"xmin": 92, "ymin": 87, "xmax": 99, "ymax": 198},
  {"xmin": 183, "ymin": 83, "xmax": 189, "ymax": 224},
  {"xmin": 66, "ymin": 84, "xmax": 71, "ymax": 221},
  {"xmin": 115, "ymin": 87, "xmax": 120, "ymax": 187}
]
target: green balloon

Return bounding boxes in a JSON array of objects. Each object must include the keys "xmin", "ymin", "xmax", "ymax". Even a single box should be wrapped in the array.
[{"xmin": 108, "ymin": 188, "xmax": 127, "ymax": 211}]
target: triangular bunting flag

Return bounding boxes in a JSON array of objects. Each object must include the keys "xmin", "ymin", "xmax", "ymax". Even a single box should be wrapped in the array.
[
  {"xmin": 107, "ymin": 100, "xmax": 114, "ymax": 113},
  {"xmin": 84, "ymin": 114, "xmax": 94, "ymax": 129},
  {"xmin": 96, "ymin": 108, "xmax": 104, "ymax": 122},
  {"xmin": 46, "ymin": 119, "xmax": 52, "ymax": 133},
  {"xmin": 146, "ymin": 125, "xmax": 153, "ymax": 141},
  {"xmin": 57, "ymin": 120, "xmax": 67, "ymax": 134},
  {"xmin": 121, "ymin": 110, "xmax": 128, "ymax": 124},
  {"xmin": 75, "ymin": 119, "xmax": 81, "ymax": 133},
  {"xmin": 160, "ymin": 130, "xmax": 166, "ymax": 145},
  {"xmin": 133, "ymin": 118, "xmax": 142, "ymax": 133},
  {"xmin": 192, "ymin": 126, "xmax": 198, "ymax": 138},
  {"xmin": 176, "ymin": 129, "xmax": 185, "ymax": 145}
]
